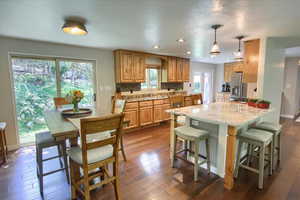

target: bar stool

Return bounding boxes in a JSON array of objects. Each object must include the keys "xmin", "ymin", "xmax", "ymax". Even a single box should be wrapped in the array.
[
  {"xmin": 234, "ymin": 128, "xmax": 273, "ymax": 189},
  {"xmin": 35, "ymin": 132, "xmax": 69, "ymax": 196},
  {"xmin": 252, "ymin": 121, "xmax": 282, "ymax": 170},
  {"xmin": 171, "ymin": 126, "xmax": 211, "ymax": 181}
]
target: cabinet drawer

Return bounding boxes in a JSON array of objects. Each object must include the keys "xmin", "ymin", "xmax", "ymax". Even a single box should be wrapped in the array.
[
  {"xmin": 125, "ymin": 102, "xmax": 138, "ymax": 110},
  {"xmin": 184, "ymin": 96, "xmax": 192, "ymax": 101},
  {"xmin": 163, "ymin": 98, "xmax": 170, "ymax": 104},
  {"xmin": 153, "ymin": 99, "xmax": 164, "ymax": 105},
  {"xmin": 139, "ymin": 100, "xmax": 153, "ymax": 108}
]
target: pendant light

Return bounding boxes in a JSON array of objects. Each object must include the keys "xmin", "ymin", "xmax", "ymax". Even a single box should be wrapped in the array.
[
  {"xmin": 62, "ymin": 20, "xmax": 88, "ymax": 35},
  {"xmin": 234, "ymin": 36, "xmax": 245, "ymax": 61},
  {"xmin": 210, "ymin": 24, "xmax": 223, "ymax": 56}
]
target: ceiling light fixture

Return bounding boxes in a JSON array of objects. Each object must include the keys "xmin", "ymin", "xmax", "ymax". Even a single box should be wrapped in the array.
[
  {"xmin": 210, "ymin": 24, "xmax": 223, "ymax": 56},
  {"xmin": 153, "ymin": 45, "xmax": 160, "ymax": 49},
  {"xmin": 233, "ymin": 35, "xmax": 245, "ymax": 61},
  {"xmin": 186, "ymin": 51, "xmax": 192, "ymax": 55},
  {"xmin": 177, "ymin": 38, "xmax": 185, "ymax": 43},
  {"xmin": 62, "ymin": 20, "xmax": 88, "ymax": 35}
]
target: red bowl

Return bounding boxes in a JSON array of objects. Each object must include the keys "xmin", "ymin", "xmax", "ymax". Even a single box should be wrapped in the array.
[
  {"xmin": 248, "ymin": 102, "xmax": 257, "ymax": 107},
  {"xmin": 257, "ymin": 103, "xmax": 270, "ymax": 109}
]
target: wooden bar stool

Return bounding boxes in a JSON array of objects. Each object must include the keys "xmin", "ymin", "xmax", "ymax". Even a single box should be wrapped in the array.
[
  {"xmin": 35, "ymin": 132, "xmax": 70, "ymax": 196},
  {"xmin": 234, "ymin": 129, "xmax": 273, "ymax": 189},
  {"xmin": 171, "ymin": 125, "xmax": 211, "ymax": 181},
  {"xmin": 252, "ymin": 121, "xmax": 282, "ymax": 170},
  {"xmin": 0, "ymin": 122, "xmax": 8, "ymax": 166}
]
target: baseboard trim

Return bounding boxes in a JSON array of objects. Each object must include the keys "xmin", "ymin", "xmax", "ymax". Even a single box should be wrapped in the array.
[
  {"xmin": 280, "ymin": 114, "xmax": 294, "ymax": 119},
  {"xmin": 7, "ymin": 144, "xmax": 20, "ymax": 151}
]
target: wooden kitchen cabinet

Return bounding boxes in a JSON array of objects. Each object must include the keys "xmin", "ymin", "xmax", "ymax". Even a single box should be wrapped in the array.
[
  {"xmin": 162, "ymin": 104, "xmax": 171, "ymax": 120},
  {"xmin": 153, "ymin": 105, "xmax": 164, "ymax": 123},
  {"xmin": 243, "ymin": 39, "xmax": 260, "ymax": 83},
  {"xmin": 114, "ymin": 50, "xmax": 145, "ymax": 83},
  {"xmin": 124, "ymin": 109, "xmax": 139, "ymax": 129},
  {"xmin": 176, "ymin": 58, "xmax": 183, "ymax": 82},
  {"xmin": 133, "ymin": 54, "xmax": 145, "ymax": 82},
  {"xmin": 139, "ymin": 106, "xmax": 153, "ymax": 126},
  {"xmin": 224, "ymin": 63, "xmax": 233, "ymax": 82},
  {"xmin": 162, "ymin": 56, "xmax": 190, "ymax": 82}
]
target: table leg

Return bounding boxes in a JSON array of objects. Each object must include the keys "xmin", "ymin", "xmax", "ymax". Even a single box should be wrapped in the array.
[
  {"xmin": 224, "ymin": 126, "xmax": 238, "ymax": 190},
  {"xmin": 170, "ymin": 114, "xmax": 178, "ymax": 160}
]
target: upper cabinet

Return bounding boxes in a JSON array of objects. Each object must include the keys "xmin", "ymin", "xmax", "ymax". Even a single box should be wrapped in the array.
[
  {"xmin": 162, "ymin": 57, "xmax": 190, "ymax": 82},
  {"xmin": 243, "ymin": 39, "xmax": 260, "ymax": 83},
  {"xmin": 115, "ymin": 50, "xmax": 145, "ymax": 83},
  {"xmin": 223, "ymin": 39, "xmax": 260, "ymax": 83}
]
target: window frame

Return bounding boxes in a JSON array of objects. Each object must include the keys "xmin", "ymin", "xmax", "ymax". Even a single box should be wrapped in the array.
[{"xmin": 141, "ymin": 66, "xmax": 161, "ymax": 90}]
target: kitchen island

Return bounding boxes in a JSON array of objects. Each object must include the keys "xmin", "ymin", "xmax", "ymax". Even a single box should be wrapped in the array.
[{"xmin": 168, "ymin": 102, "xmax": 273, "ymax": 190}]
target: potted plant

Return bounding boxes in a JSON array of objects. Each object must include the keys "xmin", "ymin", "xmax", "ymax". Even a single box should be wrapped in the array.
[
  {"xmin": 256, "ymin": 100, "xmax": 271, "ymax": 109},
  {"xmin": 66, "ymin": 90, "xmax": 85, "ymax": 112},
  {"xmin": 247, "ymin": 98, "xmax": 259, "ymax": 107}
]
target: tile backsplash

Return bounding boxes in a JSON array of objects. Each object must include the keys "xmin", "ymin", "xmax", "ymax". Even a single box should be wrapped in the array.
[{"xmin": 116, "ymin": 82, "xmax": 183, "ymax": 92}]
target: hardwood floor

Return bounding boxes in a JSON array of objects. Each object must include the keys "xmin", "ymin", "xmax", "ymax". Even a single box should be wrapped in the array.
[{"xmin": 1, "ymin": 118, "xmax": 299, "ymax": 200}]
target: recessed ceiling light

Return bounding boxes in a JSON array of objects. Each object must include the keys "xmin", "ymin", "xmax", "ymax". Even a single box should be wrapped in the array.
[
  {"xmin": 62, "ymin": 20, "xmax": 88, "ymax": 35},
  {"xmin": 177, "ymin": 38, "xmax": 185, "ymax": 43},
  {"xmin": 186, "ymin": 51, "xmax": 192, "ymax": 55},
  {"xmin": 153, "ymin": 45, "xmax": 160, "ymax": 49}
]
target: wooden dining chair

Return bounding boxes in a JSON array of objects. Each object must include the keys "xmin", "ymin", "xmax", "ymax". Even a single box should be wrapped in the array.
[
  {"xmin": 111, "ymin": 98, "xmax": 128, "ymax": 161},
  {"xmin": 68, "ymin": 113, "xmax": 124, "ymax": 200},
  {"xmin": 169, "ymin": 95, "xmax": 184, "ymax": 108},
  {"xmin": 191, "ymin": 94, "xmax": 203, "ymax": 105},
  {"xmin": 53, "ymin": 97, "xmax": 70, "ymax": 109}
]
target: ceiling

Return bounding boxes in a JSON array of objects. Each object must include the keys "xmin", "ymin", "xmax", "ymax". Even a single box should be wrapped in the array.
[{"xmin": 1, "ymin": 0, "xmax": 300, "ymax": 64}]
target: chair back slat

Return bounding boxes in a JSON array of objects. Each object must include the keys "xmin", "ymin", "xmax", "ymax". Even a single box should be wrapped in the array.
[
  {"xmin": 112, "ymin": 99, "xmax": 126, "ymax": 114},
  {"xmin": 86, "ymin": 136, "xmax": 116, "ymax": 150},
  {"xmin": 169, "ymin": 95, "xmax": 184, "ymax": 108},
  {"xmin": 191, "ymin": 94, "xmax": 203, "ymax": 105},
  {"xmin": 54, "ymin": 97, "xmax": 69, "ymax": 109},
  {"xmin": 81, "ymin": 115, "xmax": 123, "ymax": 135}
]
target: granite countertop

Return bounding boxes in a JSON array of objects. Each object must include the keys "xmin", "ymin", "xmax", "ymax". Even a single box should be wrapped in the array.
[{"xmin": 167, "ymin": 102, "xmax": 274, "ymax": 127}]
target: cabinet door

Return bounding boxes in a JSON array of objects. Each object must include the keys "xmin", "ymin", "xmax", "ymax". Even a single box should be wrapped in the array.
[
  {"xmin": 124, "ymin": 109, "xmax": 139, "ymax": 129},
  {"xmin": 243, "ymin": 39, "xmax": 260, "ymax": 83},
  {"xmin": 167, "ymin": 57, "xmax": 177, "ymax": 82},
  {"xmin": 139, "ymin": 106, "xmax": 153, "ymax": 126},
  {"xmin": 120, "ymin": 52, "xmax": 133, "ymax": 82},
  {"xmin": 133, "ymin": 54, "xmax": 145, "ymax": 82},
  {"xmin": 162, "ymin": 104, "xmax": 171, "ymax": 120},
  {"xmin": 224, "ymin": 64, "xmax": 233, "ymax": 82},
  {"xmin": 153, "ymin": 105, "xmax": 163, "ymax": 123},
  {"xmin": 176, "ymin": 58, "xmax": 183, "ymax": 82},
  {"xmin": 182, "ymin": 59, "xmax": 190, "ymax": 82}
]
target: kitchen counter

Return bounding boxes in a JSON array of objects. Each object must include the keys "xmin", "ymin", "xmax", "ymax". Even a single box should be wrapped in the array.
[{"xmin": 167, "ymin": 102, "xmax": 274, "ymax": 190}]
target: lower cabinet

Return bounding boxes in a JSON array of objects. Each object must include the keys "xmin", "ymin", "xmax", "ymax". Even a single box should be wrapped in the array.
[
  {"xmin": 153, "ymin": 105, "xmax": 164, "ymax": 123},
  {"xmin": 139, "ymin": 106, "xmax": 153, "ymax": 126},
  {"xmin": 162, "ymin": 104, "xmax": 171, "ymax": 120},
  {"xmin": 124, "ymin": 109, "xmax": 139, "ymax": 129}
]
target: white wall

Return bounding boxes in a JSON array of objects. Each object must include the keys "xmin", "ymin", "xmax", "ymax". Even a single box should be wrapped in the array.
[
  {"xmin": 281, "ymin": 57, "xmax": 300, "ymax": 118},
  {"xmin": 184, "ymin": 61, "xmax": 218, "ymax": 102},
  {"xmin": 0, "ymin": 36, "xmax": 115, "ymax": 150},
  {"xmin": 215, "ymin": 64, "xmax": 225, "ymax": 94},
  {"xmin": 257, "ymin": 37, "xmax": 300, "ymax": 122}
]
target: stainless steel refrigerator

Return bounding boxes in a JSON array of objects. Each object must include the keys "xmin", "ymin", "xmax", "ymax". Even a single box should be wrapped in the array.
[{"xmin": 230, "ymin": 72, "xmax": 247, "ymax": 100}]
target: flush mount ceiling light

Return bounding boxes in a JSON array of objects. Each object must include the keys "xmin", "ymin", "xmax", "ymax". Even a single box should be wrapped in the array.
[
  {"xmin": 210, "ymin": 24, "xmax": 223, "ymax": 56},
  {"xmin": 62, "ymin": 20, "xmax": 88, "ymax": 35},
  {"xmin": 186, "ymin": 51, "xmax": 192, "ymax": 55},
  {"xmin": 233, "ymin": 35, "xmax": 245, "ymax": 61},
  {"xmin": 177, "ymin": 38, "xmax": 185, "ymax": 43},
  {"xmin": 153, "ymin": 45, "xmax": 160, "ymax": 49}
]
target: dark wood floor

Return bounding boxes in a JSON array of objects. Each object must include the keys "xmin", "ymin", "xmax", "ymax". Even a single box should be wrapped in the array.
[{"xmin": 1, "ymin": 118, "xmax": 300, "ymax": 200}]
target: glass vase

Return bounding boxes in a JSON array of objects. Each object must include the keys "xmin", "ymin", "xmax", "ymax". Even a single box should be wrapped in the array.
[{"xmin": 73, "ymin": 102, "xmax": 79, "ymax": 112}]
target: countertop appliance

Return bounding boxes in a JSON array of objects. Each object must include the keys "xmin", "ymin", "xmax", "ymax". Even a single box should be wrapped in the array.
[{"xmin": 230, "ymin": 72, "xmax": 247, "ymax": 100}]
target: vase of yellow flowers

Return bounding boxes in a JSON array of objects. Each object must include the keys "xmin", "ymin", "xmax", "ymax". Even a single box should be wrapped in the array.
[{"xmin": 66, "ymin": 90, "xmax": 84, "ymax": 112}]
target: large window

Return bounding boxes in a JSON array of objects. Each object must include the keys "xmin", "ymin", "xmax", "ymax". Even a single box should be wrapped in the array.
[
  {"xmin": 141, "ymin": 68, "xmax": 160, "ymax": 89},
  {"xmin": 11, "ymin": 57, "xmax": 95, "ymax": 144}
]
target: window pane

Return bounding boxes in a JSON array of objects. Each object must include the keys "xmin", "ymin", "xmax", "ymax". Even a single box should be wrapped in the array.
[
  {"xmin": 59, "ymin": 61, "xmax": 94, "ymax": 107},
  {"xmin": 193, "ymin": 75, "xmax": 201, "ymax": 93},
  {"xmin": 11, "ymin": 58, "xmax": 57, "ymax": 144},
  {"xmin": 149, "ymin": 69, "xmax": 158, "ymax": 88}
]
